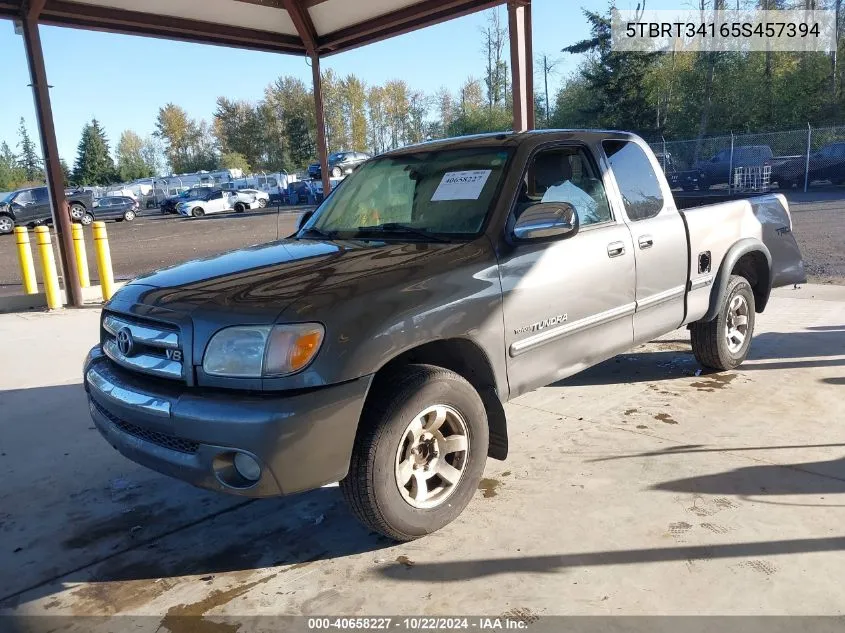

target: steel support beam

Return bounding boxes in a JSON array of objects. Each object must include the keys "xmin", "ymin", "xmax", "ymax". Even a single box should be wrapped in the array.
[
  {"xmin": 508, "ymin": 0, "xmax": 534, "ymax": 132},
  {"xmin": 310, "ymin": 53, "xmax": 331, "ymax": 198},
  {"xmin": 20, "ymin": 14, "xmax": 83, "ymax": 307}
]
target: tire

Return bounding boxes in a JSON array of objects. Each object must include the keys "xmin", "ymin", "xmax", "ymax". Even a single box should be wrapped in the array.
[
  {"xmin": 331, "ymin": 166, "xmax": 343, "ymax": 178},
  {"xmin": 69, "ymin": 204, "xmax": 85, "ymax": 221},
  {"xmin": 0, "ymin": 214, "xmax": 14, "ymax": 235},
  {"xmin": 80, "ymin": 212, "xmax": 94, "ymax": 226},
  {"xmin": 234, "ymin": 202, "xmax": 246, "ymax": 213},
  {"xmin": 123, "ymin": 210, "xmax": 136, "ymax": 221},
  {"xmin": 690, "ymin": 275, "xmax": 756, "ymax": 371},
  {"xmin": 340, "ymin": 364, "xmax": 488, "ymax": 542},
  {"xmin": 779, "ymin": 179, "xmax": 794, "ymax": 190},
  {"xmin": 191, "ymin": 207, "xmax": 204, "ymax": 218},
  {"xmin": 258, "ymin": 198, "xmax": 267, "ymax": 208}
]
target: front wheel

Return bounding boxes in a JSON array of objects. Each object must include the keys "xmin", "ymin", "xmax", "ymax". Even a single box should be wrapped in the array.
[
  {"xmin": 0, "ymin": 214, "xmax": 14, "ymax": 234},
  {"xmin": 690, "ymin": 275, "xmax": 756, "ymax": 371},
  {"xmin": 234, "ymin": 202, "xmax": 246, "ymax": 213},
  {"xmin": 340, "ymin": 364, "xmax": 488, "ymax": 541},
  {"xmin": 69, "ymin": 204, "xmax": 85, "ymax": 221},
  {"xmin": 331, "ymin": 166, "xmax": 343, "ymax": 178},
  {"xmin": 80, "ymin": 212, "xmax": 94, "ymax": 226},
  {"xmin": 258, "ymin": 198, "xmax": 267, "ymax": 208}
]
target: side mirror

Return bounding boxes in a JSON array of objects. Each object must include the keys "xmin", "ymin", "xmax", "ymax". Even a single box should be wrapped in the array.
[
  {"xmin": 513, "ymin": 202, "xmax": 579, "ymax": 242},
  {"xmin": 296, "ymin": 209, "xmax": 314, "ymax": 232}
]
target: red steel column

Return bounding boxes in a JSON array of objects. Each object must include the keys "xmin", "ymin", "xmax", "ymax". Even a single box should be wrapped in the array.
[
  {"xmin": 508, "ymin": 0, "xmax": 535, "ymax": 132},
  {"xmin": 311, "ymin": 53, "xmax": 331, "ymax": 198},
  {"xmin": 21, "ymin": 16, "xmax": 83, "ymax": 306}
]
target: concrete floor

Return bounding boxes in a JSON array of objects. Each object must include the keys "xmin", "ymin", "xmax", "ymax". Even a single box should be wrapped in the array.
[{"xmin": 1, "ymin": 285, "xmax": 844, "ymax": 626}]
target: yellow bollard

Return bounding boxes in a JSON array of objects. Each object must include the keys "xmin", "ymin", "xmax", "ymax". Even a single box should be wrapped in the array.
[
  {"xmin": 15, "ymin": 227, "xmax": 38, "ymax": 295},
  {"xmin": 71, "ymin": 223, "xmax": 91, "ymax": 288},
  {"xmin": 33, "ymin": 226, "xmax": 62, "ymax": 310},
  {"xmin": 92, "ymin": 221, "xmax": 115, "ymax": 301}
]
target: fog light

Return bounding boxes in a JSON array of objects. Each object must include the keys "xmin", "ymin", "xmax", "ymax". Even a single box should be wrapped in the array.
[{"xmin": 233, "ymin": 452, "xmax": 261, "ymax": 481}]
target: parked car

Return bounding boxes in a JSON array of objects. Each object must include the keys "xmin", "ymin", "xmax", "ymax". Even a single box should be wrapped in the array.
[
  {"xmin": 0, "ymin": 186, "xmax": 94, "ymax": 234},
  {"xmin": 176, "ymin": 189, "xmax": 258, "ymax": 217},
  {"xmin": 286, "ymin": 180, "xmax": 316, "ymax": 205},
  {"xmin": 771, "ymin": 141, "xmax": 845, "ymax": 189},
  {"xmin": 88, "ymin": 196, "xmax": 139, "ymax": 224},
  {"xmin": 308, "ymin": 151, "xmax": 371, "ymax": 180},
  {"xmin": 160, "ymin": 187, "xmax": 211, "ymax": 215},
  {"xmin": 84, "ymin": 130, "xmax": 805, "ymax": 542},
  {"xmin": 693, "ymin": 145, "xmax": 774, "ymax": 189},
  {"xmin": 236, "ymin": 188, "xmax": 270, "ymax": 207}
]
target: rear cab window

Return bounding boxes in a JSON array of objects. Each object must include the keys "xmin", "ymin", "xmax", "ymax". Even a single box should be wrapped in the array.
[{"xmin": 603, "ymin": 140, "xmax": 665, "ymax": 222}]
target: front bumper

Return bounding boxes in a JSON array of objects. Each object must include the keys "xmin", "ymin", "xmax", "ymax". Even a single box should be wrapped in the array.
[{"xmin": 84, "ymin": 347, "xmax": 373, "ymax": 497}]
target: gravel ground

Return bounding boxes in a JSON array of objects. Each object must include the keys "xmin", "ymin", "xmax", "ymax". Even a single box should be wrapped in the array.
[{"xmin": 0, "ymin": 193, "xmax": 841, "ymax": 296}]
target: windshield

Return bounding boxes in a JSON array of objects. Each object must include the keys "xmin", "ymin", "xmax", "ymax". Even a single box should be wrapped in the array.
[
  {"xmin": 303, "ymin": 147, "xmax": 511, "ymax": 238},
  {"xmin": 1, "ymin": 191, "xmax": 15, "ymax": 204}
]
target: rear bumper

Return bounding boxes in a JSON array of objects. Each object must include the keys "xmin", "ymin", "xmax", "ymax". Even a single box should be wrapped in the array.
[{"xmin": 84, "ymin": 347, "xmax": 373, "ymax": 498}]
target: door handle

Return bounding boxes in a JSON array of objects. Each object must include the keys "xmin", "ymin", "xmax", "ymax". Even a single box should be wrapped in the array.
[
  {"xmin": 607, "ymin": 241, "xmax": 626, "ymax": 258},
  {"xmin": 638, "ymin": 235, "xmax": 654, "ymax": 249}
]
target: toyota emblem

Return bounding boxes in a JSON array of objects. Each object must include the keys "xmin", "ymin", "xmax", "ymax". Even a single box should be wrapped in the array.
[{"xmin": 116, "ymin": 327, "xmax": 135, "ymax": 356}]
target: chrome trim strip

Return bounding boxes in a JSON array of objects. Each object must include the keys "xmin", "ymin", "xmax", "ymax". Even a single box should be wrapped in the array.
[
  {"xmin": 636, "ymin": 285, "xmax": 687, "ymax": 311},
  {"xmin": 510, "ymin": 302, "xmax": 636, "ymax": 357},
  {"xmin": 103, "ymin": 314, "xmax": 179, "ymax": 349},
  {"xmin": 690, "ymin": 274, "xmax": 715, "ymax": 291},
  {"xmin": 103, "ymin": 339, "xmax": 183, "ymax": 380},
  {"xmin": 86, "ymin": 366, "xmax": 171, "ymax": 417}
]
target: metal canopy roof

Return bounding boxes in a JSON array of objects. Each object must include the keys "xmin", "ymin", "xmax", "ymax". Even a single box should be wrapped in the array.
[{"xmin": 1, "ymin": 0, "xmax": 507, "ymax": 55}]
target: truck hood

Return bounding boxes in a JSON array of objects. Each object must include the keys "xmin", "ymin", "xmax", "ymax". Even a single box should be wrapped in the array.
[{"xmin": 111, "ymin": 238, "xmax": 469, "ymax": 320}]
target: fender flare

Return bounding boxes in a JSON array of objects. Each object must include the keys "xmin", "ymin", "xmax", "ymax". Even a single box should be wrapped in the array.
[{"xmin": 702, "ymin": 238, "xmax": 772, "ymax": 322}]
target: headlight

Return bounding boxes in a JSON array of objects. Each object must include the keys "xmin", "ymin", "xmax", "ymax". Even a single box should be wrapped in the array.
[{"xmin": 202, "ymin": 323, "xmax": 324, "ymax": 378}]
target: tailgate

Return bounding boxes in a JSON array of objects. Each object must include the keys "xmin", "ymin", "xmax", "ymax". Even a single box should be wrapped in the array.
[{"xmin": 749, "ymin": 194, "xmax": 806, "ymax": 287}]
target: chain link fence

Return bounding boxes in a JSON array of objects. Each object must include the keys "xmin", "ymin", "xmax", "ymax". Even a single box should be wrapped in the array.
[{"xmin": 649, "ymin": 124, "xmax": 845, "ymax": 194}]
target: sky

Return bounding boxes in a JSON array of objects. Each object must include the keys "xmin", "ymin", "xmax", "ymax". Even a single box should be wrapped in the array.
[{"xmin": 0, "ymin": 0, "xmax": 665, "ymax": 165}]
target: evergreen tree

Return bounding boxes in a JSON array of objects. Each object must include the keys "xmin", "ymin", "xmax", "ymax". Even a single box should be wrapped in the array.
[
  {"xmin": 17, "ymin": 118, "xmax": 42, "ymax": 181},
  {"xmin": 60, "ymin": 158, "xmax": 71, "ymax": 187},
  {"xmin": 0, "ymin": 141, "xmax": 27, "ymax": 191},
  {"xmin": 562, "ymin": 8, "xmax": 659, "ymax": 136},
  {"xmin": 72, "ymin": 119, "xmax": 116, "ymax": 185}
]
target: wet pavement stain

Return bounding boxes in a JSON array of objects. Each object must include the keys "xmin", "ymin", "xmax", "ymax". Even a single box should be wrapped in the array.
[
  {"xmin": 62, "ymin": 504, "xmax": 170, "ymax": 550},
  {"xmin": 159, "ymin": 573, "xmax": 276, "ymax": 633},
  {"xmin": 395, "ymin": 555, "xmax": 415, "ymax": 568},
  {"xmin": 501, "ymin": 471, "xmax": 512, "ymax": 477},
  {"xmin": 70, "ymin": 574, "xmax": 181, "ymax": 615},
  {"xmin": 624, "ymin": 409, "xmax": 638, "ymax": 416},
  {"xmin": 478, "ymin": 478, "xmax": 502, "ymax": 498},
  {"xmin": 654, "ymin": 412, "xmax": 679, "ymax": 425},
  {"xmin": 636, "ymin": 425, "xmax": 649, "ymax": 429},
  {"xmin": 690, "ymin": 373, "xmax": 737, "ymax": 392}
]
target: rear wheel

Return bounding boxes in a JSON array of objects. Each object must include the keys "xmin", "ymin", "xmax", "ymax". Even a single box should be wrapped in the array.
[
  {"xmin": 0, "ymin": 214, "xmax": 14, "ymax": 235},
  {"xmin": 340, "ymin": 364, "xmax": 488, "ymax": 541},
  {"xmin": 123, "ymin": 209, "xmax": 136, "ymax": 221},
  {"xmin": 779, "ymin": 179, "xmax": 794, "ymax": 190},
  {"xmin": 191, "ymin": 207, "xmax": 204, "ymax": 218},
  {"xmin": 331, "ymin": 166, "xmax": 343, "ymax": 178},
  {"xmin": 234, "ymin": 202, "xmax": 246, "ymax": 213},
  {"xmin": 690, "ymin": 275, "xmax": 756, "ymax": 371}
]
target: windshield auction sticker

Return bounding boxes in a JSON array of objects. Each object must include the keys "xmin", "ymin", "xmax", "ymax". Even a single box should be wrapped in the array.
[
  {"xmin": 611, "ymin": 9, "xmax": 836, "ymax": 52},
  {"xmin": 431, "ymin": 170, "xmax": 492, "ymax": 201}
]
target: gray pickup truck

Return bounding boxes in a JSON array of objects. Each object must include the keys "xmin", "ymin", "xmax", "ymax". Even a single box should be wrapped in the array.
[{"xmin": 84, "ymin": 130, "xmax": 805, "ymax": 541}]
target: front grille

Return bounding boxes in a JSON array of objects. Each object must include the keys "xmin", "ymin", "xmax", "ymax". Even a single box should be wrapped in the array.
[
  {"xmin": 92, "ymin": 400, "xmax": 199, "ymax": 454},
  {"xmin": 102, "ymin": 312, "xmax": 184, "ymax": 381}
]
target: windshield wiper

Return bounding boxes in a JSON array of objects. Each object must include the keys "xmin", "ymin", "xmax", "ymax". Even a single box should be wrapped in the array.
[
  {"xmin": 298, "ymin": 226, "xmax": 334, "ymax": 240},
  {"xmin": 355, "ymin": 223, "xmax": 450, "ymax": 243}
]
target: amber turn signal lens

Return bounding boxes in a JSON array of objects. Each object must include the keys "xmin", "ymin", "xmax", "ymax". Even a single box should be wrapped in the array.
[{"xmin": 289, "ymin": 330, "xmax": 323, "ymax": 371}]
